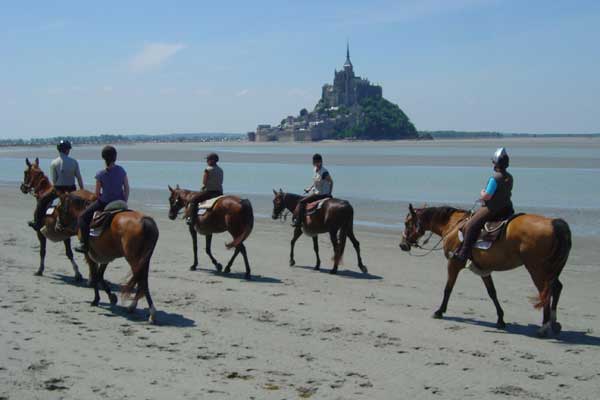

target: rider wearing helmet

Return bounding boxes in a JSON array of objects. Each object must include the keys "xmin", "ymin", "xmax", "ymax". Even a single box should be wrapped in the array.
[
  {"xmin": 186, "ymin": 153, "xmax": 224, "ymax": 224},
  {"xmin": 292, "ymin": 153, "xmax": 334, "ymax": 227},
  {"xmin": 75, "ymin": 145, "xmax": 129, "ymax": 253},
  {"xmin": 28, "ymin": 140, "xmax": 84, "ymax": 231},
  {"xmin": 453, "ymin": 147, "xmax": 514, "ymax": 262}
]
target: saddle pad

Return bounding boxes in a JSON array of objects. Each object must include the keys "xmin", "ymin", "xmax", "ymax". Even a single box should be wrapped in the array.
[
  {"xmin": 306, "ymin": 198, "xmax": 330, "ymax": 212},
  {"xmin": 458, "ymin": 231, "xmax": 493, "ymax": 250},
  {"xmin": 45, "ymin": 207, "xmax": 56, "ymax": 216},
  {"xmin": 90, "ymin": 207, "xmax": 129, "ymax": 237},
  {"xmin": 459, "ymin": 213, "xmax": 525, "ymax": 249},
  {"xmin": 198, "ymin": 195, "xmax": 225, "ymax": 210},
  {"xmin": 104, "ymin": 200, "xmax": 128, "ymax": 212},
  {"xmin": 197, "ymin": 208, "xmax": 207, "ymax": 216}
]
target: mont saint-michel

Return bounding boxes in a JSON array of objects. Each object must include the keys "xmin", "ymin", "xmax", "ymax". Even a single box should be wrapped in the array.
[{"xmin": 250, "ymin": 45, "xmax": 418, "ymax": 142}]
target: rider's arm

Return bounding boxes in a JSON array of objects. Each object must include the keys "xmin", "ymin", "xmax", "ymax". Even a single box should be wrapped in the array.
[
  {"xmin": 50, "ymin": 161, "xmax": 58, "ymax": 185},
  {"xmin": 326, "ymin": 175, "xmax": 333, "ymax": 194},
  {"xmin": 123, "ymin": 175, "xmax": 130, "ymax": 202},
  {"xmin": 481, "ymin": 177, "xmax": 497, "ymax": 201},
  {"xmin": 202, "ymin": 169, "xmax": 209, "ymax": 190},
  {"xmin": 94, "ymin": 180, "xmax": 101, "ymax": 198},
  {"xmin": 75, "ymin": 162, "xmax": 84, "ymax": 190}
]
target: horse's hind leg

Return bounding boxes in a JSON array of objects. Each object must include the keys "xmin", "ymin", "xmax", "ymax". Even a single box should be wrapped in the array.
[
  {"xmin": 239, "ymin": 244, "xmax": 251, "ymax": 280},
  {"xmin": 35, "ymin": 231, "xmax": 46, "ymax": 276},
  {"xmin": 329, "ymin": 229, "xmax": 340, "ymax": 274},
  {"xmin": 98, "ymin": 263, "xmax": 117, "ymax": 305},
  {"xmin": 312, "ymin": 236, "xmax": 321, "ymax": 270},
  {"xmin": 189, "ymin": 224, "xmax": 199, "ymax": 271},
  {"xmin": 481, "ymin": 275, "xmax": 506, "ymax": 329},
  {"xmin": 89, "ymin": 262, "xmax": 101, "ymax": 306},
  {"xmin": 224, "ymin": 246, "xmax": 241, "ymax": 274},
  {"xmin": 205, "ymin": 234, "xmax": 222, "ymax": 272},
  {"xmin": 433, "ymin": 260, "xmax": 463, "ymax": 319},
  {"xmin": 549, "ymin": 279, "xmax": 563, "ymax": 334},
  {"xmin": 64, "ymin": 239, "xmax": 82, "ymax": 282},
  {"xmin": 348, "ymin": 228, "xmax": 367, "ymax": 273},
  {"xmin": 289, "ymin": 227, "xmax": 302, "ymax": 267}
]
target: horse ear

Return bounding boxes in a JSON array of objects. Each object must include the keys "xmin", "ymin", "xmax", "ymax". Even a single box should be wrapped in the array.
[
  {"xmin": 25, "ymin": 158, "xmax": 31, "ymax": 167},
  {"xmin": 409, "ymin": 203, "xmax": 415, "ymax": 215},
  {"xmin": 176, "ymin": 184, "xmax": 180, "ymax": 189},
  {"xmin": 279, "ymin": 188, "xmax": 283, "ymax": 194},
  {"xmin": 272, "ymin": 189, "xmax": 277, "ymax": 195},
  {"xmin": 34, "ymin": 158, "xmax": 39, "ymax": 166},
  {"xmin": 168, "ymin": 185, "xmax": 174, "ymax": 193}
]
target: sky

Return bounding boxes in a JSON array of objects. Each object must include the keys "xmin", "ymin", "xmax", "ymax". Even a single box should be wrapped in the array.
[{"xmin": 0, "ymin": 0, "xmax": 599, "ymax": 138}]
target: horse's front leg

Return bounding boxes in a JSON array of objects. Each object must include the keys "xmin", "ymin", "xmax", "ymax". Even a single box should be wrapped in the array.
[
  {"xmin": 205, "ymin": 234, "xmax": 222, "ymax": 272},
  {"xmin": 289, "ymin": 227, "xmax": 302, "ymax": 267},
  {"xmin": 98, "ymin": 263, "xmax": 117, "ymax": 305},
  {"xmin": 433, "ymin": 260, "xmax": 463, "ymax": 319},
  {"xmin": 35, "ymin": 231, "xmax": 46, "ymax": 276},
  {"xmin": 481, "ymin": 275, "xmax": 506, "ymax": 329},
  {"xmin": 312, "ymin": 236, "xmax": 321, "ymax": 270},
  {"xmin": 329, "ymin": 229, "xmax": 339, "ymax": 274},
  {"xmin": 64, "ymin": 239, "xmax": 83, "ymax": 282},
  {"xmin": 188, "ymin": 223, "xmax": 199, "ymax": 271}
]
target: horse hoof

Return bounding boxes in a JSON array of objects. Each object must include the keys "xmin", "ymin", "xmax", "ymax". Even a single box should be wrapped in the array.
[
  {"xmin": 74, "ymin": 273, "xmax": 83, "ymax": 282},
  {"xmin": 215, "ymin": 263, "xmax": 223, "ymax": 272},
  {"xmin": 109, "ymin": 294, "xmax": 118, "ymax": 305},
  {"xmin": 148, "ymin": 306, "xmax": 157, "ymax": 324},
  {"xmin": 432, "ymin": 311, "xmax": 443, "ymax": 319},
  {"xmin": 313, "ymin": 265, "xmax": 320, "ymax": 270},
  {"xmin": 289, "ymin": 260, "xmax": 296, "ymax": 267},
  {"xmin": 189, "ymin": 265, "xmax": 197, "ymax": 271},
  {"xmin": 87, "ymin": 279, "xmax": 94, "ymax": 288},
  {"xmin": 329, "ymin": 269, "xmax": 338, "ymax": 275},
  {"xmin": 359, "ymin": 265, "xmax": 368, "ymax": 274},
  {"xmin": 34, "ymin": 270, "xmax": 43, "ymax": 277},
  {"xmin": 551, "ymin": 322, "xmax": 562, "ymax": 336},
  {"xmin": 245, "ymin": 273, "xmax": 251, "ymax": 281},
  {"xmin": 223, "ymin": 267, "xmax": 231, "ymax": 274},
  {"xmin": 90, "ymin": 300, "xmax": 99, "ymax": 307},
  {"xmin": 496, "ymin": 320, "xmax": 507, "ymax": 330}
]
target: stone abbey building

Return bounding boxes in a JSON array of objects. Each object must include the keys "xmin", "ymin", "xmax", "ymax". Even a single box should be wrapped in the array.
[{"xmin": 252, "ymin": 44, "xmax": 384, "ymax": 142}]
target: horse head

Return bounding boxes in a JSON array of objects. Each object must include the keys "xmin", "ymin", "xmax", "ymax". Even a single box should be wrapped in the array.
[
  {"xmin": 168, "ymin": 184, "xmax": 186, "ymax": 220},
  {"xmin": 21, "ymin": 157, "xmax": 42, "ymax": 194},
  {"xmin": 271, "ymin": 188, "xmax": 286, "ymax": 220},
  {"xmin": 399, "ymin": 203, "xmax": 426, "ymax": 251}
]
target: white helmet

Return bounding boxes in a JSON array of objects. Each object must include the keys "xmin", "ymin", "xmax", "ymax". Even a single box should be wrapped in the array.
[{"xmin": 492, "ymin": 147, "xmax": 509, "ymax": 168}]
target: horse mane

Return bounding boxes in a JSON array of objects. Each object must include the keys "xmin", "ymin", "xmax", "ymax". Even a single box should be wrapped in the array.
[
  {"xmin": 68, "ymin": 193, "xmax": 90, "ymax": 208},
  {"xmin": 420, "ymin": 206, "xmax": 468, "ymax": 226}
]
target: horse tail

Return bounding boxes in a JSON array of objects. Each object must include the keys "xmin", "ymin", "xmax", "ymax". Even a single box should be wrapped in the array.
[
  {"xmin": 225, "ymin": 199, "xmax": 254, "ymax": 250},
  {"xmin": 122, "ymin": 216, "xmax": 159, "ymax": 301},
  {"xmin": 534, "ymin": 218, "xmax": 572, "ymax": 309},
  {"xmin": 333, "ymin": 201, "xmax": 353, "ymax": 265}
]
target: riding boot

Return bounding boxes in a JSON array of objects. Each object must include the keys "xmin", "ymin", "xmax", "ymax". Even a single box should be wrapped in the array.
[
  {"xmin": 28, "ymin": 220, "xmax": 43, "ymax": 231},
  {"xmin": 292, "ymin": 205, "xmax": 304, "ymax": 227},
  {"xmin": 186, "ymin": 202, "xmax": 197, "ymax": 226},
  {"xmin": 74, "ymin": 230, "xmax": 89, "ymax": 254}
]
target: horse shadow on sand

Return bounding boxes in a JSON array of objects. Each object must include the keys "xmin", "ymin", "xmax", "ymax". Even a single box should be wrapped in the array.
[
  {"xmin": 191, "ymin": 266, "xmax": 283, "ymax": 284},
  {"xmin": 444, "ymin": 316, "xmax": 600, "ymax": 346},
  {"xmin": 292, "ymin": 265, "xmax": 383, "ymax": 280},
  {"xmin": 49, "ymin": 272, "xmax": 120, "ymax": 292}
]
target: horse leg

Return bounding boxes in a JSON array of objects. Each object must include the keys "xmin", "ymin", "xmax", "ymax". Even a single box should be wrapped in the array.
[
  {"xmin": 525, "ymin": 266, "xmax": 554, "ymax": 337},
  {"xmin": 98, "ymin": 263, "xmax": 117, "ymax": 305},
  {"xmin": 224, "ymin": 246, "xmax": 241, "ymax": 274},
  {"xmin": 549, "ymin": 279, "xmax": 563, "ymax": 335},
  {"xmin": 35, "ymin": 231, "xmax": 46, "ymax": 276},
  {"xmin": 329, "ymin": 229, "xmax": 339, "ymax": 274},
  {"xmin": 289, "ymin": 227, "xmax": 302, "ymax": 267},
  {"xmin": 481, "ymin": 275, "xmax": 506, "ymax": 329},
  {"xmin": 239, "ymin": 244, "xmax": 251, "ymax": 280},
  {"xmin": 89, "ymin": 262, "xmax": 101, "ymax": 306},
  {"xmin": 312, "ymin": 236, "xmax": 321, "ymax": 270},
  {"xmin": 205, "ymin": 234, "xmax": 222, "ymax": 272},
  {"xmin": 189, "ymin": 224, "xmax": 199, "ymax": 271},
  {"xmin": 433, "ymin": 260, "xmax": 463, "ymax": 319},
  {"xmin": 64, "ymin": 239, "xmax": 82, "ymax": 282},
  {"xmin": 348, "ymin": 228, "xmax": 367, "ymax": 273}
]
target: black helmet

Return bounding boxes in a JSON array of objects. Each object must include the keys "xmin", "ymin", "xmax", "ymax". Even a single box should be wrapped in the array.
[
  {"xmin": 57, "ymin": 140, "xmax": 72, "ymax": 153},
  {"xmin": 206, "ymin": 153, "xmax": 219, "ymax": 162},
  {"xmin": 101, "ymin": 145, "xmax": 117, "ymax": 165},
  {"xmin": 312, "ymin": 153, "xmax": 323, "ymax": 162},
  {"xmin": 492, "ymin": 147, "xmax": 509, "ymax": 169}
]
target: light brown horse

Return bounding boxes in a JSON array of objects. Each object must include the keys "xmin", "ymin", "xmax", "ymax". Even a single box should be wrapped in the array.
[
  {"xmin": 399, "ymin": 204, "xmax": 571, "ymax": 337},
  {"xmin": 20, "ymin": 157, "xmax": 88, "ymax": 281},
  {"xmin": 57, "ymin": 191, "xmax": 160, "ymax": 323},
  {"xmin": 167, "ymin": 185, "xmax": 254, "ymax": 279},
  {"xmin": 271, "ymin": 190, "xmax": 367, "ymax": 274}
]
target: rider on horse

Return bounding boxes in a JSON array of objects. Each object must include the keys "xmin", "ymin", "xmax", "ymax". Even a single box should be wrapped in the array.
[
  {"xmin": 186, "ymin": 153, "xmax": 224, "ymax": 224},
  {"xmin": 75, "ymin": 145, "xmax": 129, "ymax": 253},
  {"xmin": 453, "ymin": 147, "xmax": 514, "ymax": 262},
  {"xmin": 292, "ymin": 153, "xmax": 334, "ymax": 227},
  {"xmin": 28, "ymin": 140, "xmax": 84, "ymax": 231}
]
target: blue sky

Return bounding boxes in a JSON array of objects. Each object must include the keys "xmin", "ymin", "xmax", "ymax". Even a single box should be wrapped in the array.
[{"xmin": 1, "ymin": 0, "xmax": 599, "ymax": 138}]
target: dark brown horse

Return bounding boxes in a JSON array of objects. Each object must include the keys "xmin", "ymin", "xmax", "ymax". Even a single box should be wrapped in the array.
[
  {"xmin": 399, "ymin": 204, "xmax": 571, "ymax": 337},
  {"xmin": 167, "ymin": 185, "xmax": 254, "ymax": 279},
  {"xmin": 57, "ymin": 191, "xmax": 160, "ymax": 323},
  {"xmin": 271, "ymin": 189, "xmax": 367, "ymax": 274},
  {"xmin": 20, "ymin": 157, "xmax": 87, "ymax": 281}
]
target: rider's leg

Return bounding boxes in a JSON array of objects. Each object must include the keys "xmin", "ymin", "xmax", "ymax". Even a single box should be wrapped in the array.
[
  {"xmin": 74, "ymin": 200, "xmax": 105, "ymax": 253},
  {"xmin": 455, "ymin": 207, "xmax": 492, "ymax": 261},
  {"xmin": 29, "ymin": 191, "xmax": 57, "ymax": 230},
  {"xmin": 293, "ymin": 194, "xmax": 317, "ymax": 227},
  {"xmin": 186, "ymin": 191, "xmax": 212, "ymax": 225}
]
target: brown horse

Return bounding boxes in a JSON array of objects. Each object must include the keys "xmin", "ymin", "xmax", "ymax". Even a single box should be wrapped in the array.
[
  {"xmin": 271, "ymin": 189, "xmax": 367, "ymax": 274},
  {"xmin": 167, "ymin": 185, "xmax": 254, "ymax": 279},
  {"xmin": 20, "ymin": 157, "xmax": 87, "ymax": 281},
  {"xmin": 399, "ymin": 204, "xmax": 571, "ymax": 337},
  {"xmin": 57, "ymin": 191, "xmax": 160, "ymax": 323}
]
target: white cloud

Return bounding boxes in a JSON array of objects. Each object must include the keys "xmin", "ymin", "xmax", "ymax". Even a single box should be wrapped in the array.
[
  {"xmin": 235, "ymin": 89, "xmax": 249, "ymax": 97},
  {"xmin": 128, "ymin": 42, "xmax": 186, "ymax": 72}
]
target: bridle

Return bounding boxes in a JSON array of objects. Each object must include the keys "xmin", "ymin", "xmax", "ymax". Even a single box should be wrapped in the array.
[{"xmin": 273, "ymin": 193, "xmax": 290, "ymax": 222}]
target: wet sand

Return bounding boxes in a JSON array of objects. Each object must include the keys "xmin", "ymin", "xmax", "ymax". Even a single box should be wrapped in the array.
[{"xmin": 1, "ymin": 186, "xmax": 600, "ymax": 399}]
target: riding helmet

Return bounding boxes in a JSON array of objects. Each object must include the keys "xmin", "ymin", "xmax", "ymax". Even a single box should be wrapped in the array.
[
  {"xmin": 492, "ymin": 147, "xmax": 509, "ymax": 169},
  {"xmin": 57, "ymin": 140, "xmax": 72, "ymax": 153},
  {"xmin": 101, "ymin": 145, "xmax": 117, "ymax": 165},
  {"xmin": 312, "ymin": 153, "xmax": 323, "ymax": 163},
  {"xmin": 206, "ymin": 153, "xmax": 219, "ymax": 162}
]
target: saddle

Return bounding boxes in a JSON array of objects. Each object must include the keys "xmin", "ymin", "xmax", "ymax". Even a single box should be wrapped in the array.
[
  {"xmin": 196, "ymin": 195, "xmax": 225, "ymax": 216},
  {"xmin": 45, "ymin": 198, "xmax": 60, "ymax": 216},
  {"xmin": 306, "ymin": 198, "xmax": 330, "ymax": 216},
  {"xmin": 459, "ymin": 213, "xmax": 524, "ymax": 250},
  {"xmin": 90, "ymin": 200, "xmax": 129, "ymax": 237}
]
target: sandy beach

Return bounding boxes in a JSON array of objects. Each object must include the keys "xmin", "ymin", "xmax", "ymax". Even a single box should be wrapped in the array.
[{"xmin": 1, "ymin": 184, "xmax": 600, "ymax": 399}]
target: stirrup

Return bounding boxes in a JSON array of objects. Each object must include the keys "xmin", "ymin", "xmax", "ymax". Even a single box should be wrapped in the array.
[{"xmin": 74, "ymin": 243, "xmax": 88, "ymax": 254}]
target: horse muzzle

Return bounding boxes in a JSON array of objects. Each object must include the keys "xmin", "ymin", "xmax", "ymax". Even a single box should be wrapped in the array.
[
  {"xmin": 20, "ymin": 184, "xmax": 30, "ymax": 194},
  {"xmin": 399, "ymin": 233, "xmax": 411, "ymax": 252}
]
